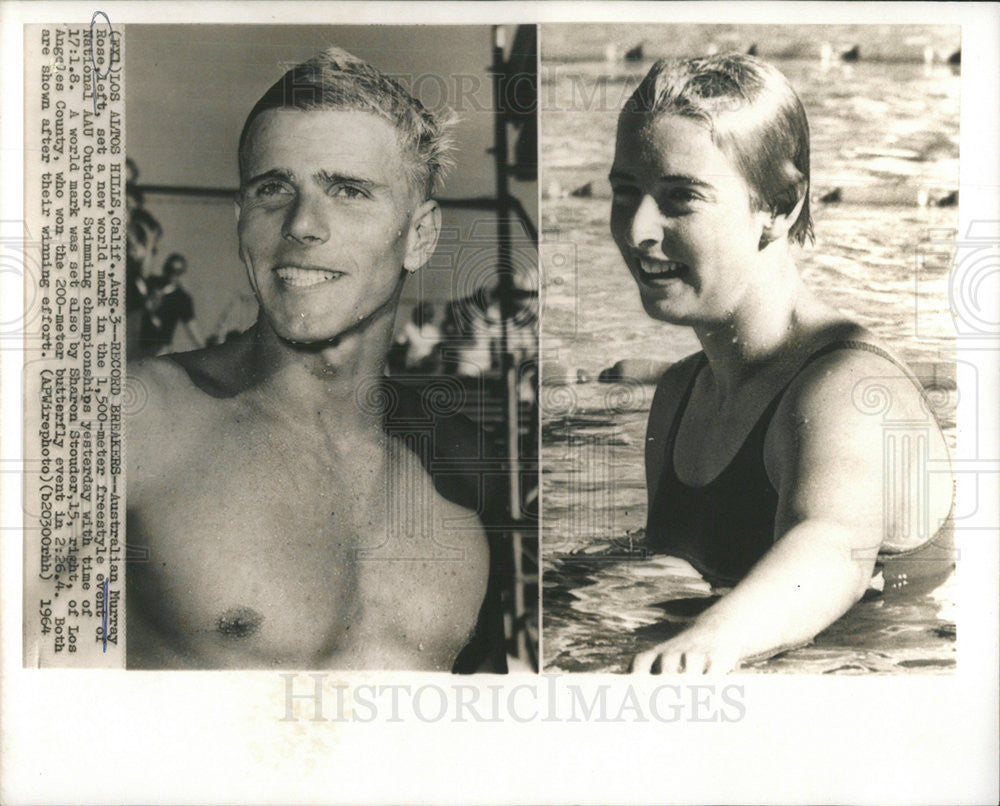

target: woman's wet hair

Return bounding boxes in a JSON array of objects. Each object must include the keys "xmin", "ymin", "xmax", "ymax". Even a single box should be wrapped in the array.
[
  {"xmin": 623, "ymin": 54, "xmax": 813, "ymax": 245},
  {"xmin": 238, "ymin": 47, "xmax": 456, "ymax": 199}
]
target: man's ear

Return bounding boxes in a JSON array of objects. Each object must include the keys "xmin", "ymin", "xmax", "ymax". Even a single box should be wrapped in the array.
[
  {"xmin": 233, "ymin": 194, "xmax": 246, "ymax": 252},
  {"xmin": 759, "ymin": 179, "xmax": 807, "ymax": 248},
  {"xmin": 234, "ymin": 194, "xmax": 260, "ymax": 298},
  {"xmin": 403, "ymin": 199, "xmax": 441, "ymax": 273}
]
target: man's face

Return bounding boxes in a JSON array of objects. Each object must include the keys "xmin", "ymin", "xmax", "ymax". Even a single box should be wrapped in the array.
[
  {"xmin": 237, "ymin": 109, "xmax": 428, "ymax": 344},
  {"xmin": 610, "ymin": 113, "xmax": 769, "ymax": 326}
]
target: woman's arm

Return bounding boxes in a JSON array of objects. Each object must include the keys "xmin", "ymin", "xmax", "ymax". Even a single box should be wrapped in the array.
[
  {"xmin": 632, "ymin": 349, "xmax": 953, "ymax": 674},
  {"xmin": 631, "ymin": 519, "xmax": 873, "ymax": 673}
]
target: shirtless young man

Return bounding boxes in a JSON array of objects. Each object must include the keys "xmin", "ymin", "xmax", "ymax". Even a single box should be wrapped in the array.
[
  {"xmin": 608, "ymin": 55, "xmax": 954, "ymax": 675},
  {"xmin": 126, "ymin": 49, "xmax": 490, "ymax": 670}
]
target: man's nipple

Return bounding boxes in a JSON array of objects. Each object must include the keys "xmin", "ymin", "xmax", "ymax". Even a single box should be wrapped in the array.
[{"xmin": 216, "ymin": 606, "xmax": 264, "ymax": 639}]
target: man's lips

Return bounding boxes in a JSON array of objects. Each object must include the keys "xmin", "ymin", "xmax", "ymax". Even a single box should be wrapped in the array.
[
  {"xmin": 273, "ymin": 264, "xmax": 345, "ymax": 288},
  {"xmin": 634, "ymin": 255, "xmax": 689, "ymax": 283}
]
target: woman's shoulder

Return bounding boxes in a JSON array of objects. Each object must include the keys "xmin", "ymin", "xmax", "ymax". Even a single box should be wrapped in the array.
[
  {"xmin": 765, "ymin": 322, "xmax": 953, "ymax": 557},
  {"xmin": 766, "ymin": 322, "xmax": 944, "ymax": 476},
  {"xmin": 790, "ymin": 321, "xmax": 923, "ymax": 404}
]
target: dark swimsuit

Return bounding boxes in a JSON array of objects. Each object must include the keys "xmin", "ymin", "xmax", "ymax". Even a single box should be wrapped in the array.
[{"xmin": 645, "ymin": 340, "xmax": 954, "ymax": 595}]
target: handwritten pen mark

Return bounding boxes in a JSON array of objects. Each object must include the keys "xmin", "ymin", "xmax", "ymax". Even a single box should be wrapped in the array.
[
  {"xmin": 101, "ymin": 576, "xmax": 108, "ymax": 652},
  {"xmin": 89, "ymin": 11, "xmax": 121, "ymax": 115}
]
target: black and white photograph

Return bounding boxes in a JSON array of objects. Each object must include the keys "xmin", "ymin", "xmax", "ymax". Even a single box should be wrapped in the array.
[
  {"xmin": 2, "ymin": 3, "xmax": 998, "ymax": 805},
  {"xmin": 122, "ymin": 25, "xmax": 539, "ymax": 672},
  {"xmin": 541, "ymin": 23, "xmax": 962, "ymax": 674}
]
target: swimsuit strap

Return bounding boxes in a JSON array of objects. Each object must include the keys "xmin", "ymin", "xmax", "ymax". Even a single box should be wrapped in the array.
[
  {"xmin": 769, "ymin": 338, "xmax": 932, "ymax": 416},
  {"xmin": 795, "ymin": 339, "xmax": 912, "ymax": 377},
  {"xmin": 663, "ymin": 339, "xmax": 932, "ymax": 480},
  {"xmin": 663, "ymin": 352, "xmax": 708, "ymax": 459}
]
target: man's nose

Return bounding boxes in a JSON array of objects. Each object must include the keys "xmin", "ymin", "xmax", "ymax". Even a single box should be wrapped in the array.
[
  {"xmin": 282, "ymin": 193, "xmax": 330, "ymax": 245},
  {"xmin": 629, "ymin": 194, "xmax": 664, "ymax": 251}
]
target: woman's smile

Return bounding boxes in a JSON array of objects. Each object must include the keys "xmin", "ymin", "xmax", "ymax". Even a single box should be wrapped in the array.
[
  {"xmin": 635, "ymin": 255, "xmax": 690, "ymax": 283},
  {"xmin": 610, "ymin": 114, "xmax": 768, "ymax": 325}
]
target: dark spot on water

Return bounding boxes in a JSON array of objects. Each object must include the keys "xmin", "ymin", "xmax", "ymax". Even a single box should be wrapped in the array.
[
  {"xmin": 823, "ymin": 664, "xmax": 876, "ymax": 674},
  {"xmin": 216, "ymin": 607, "xmax": 263, "ymax": 639},
  {"xmin": 897, "ymin": 658, "xmax": 955, "ymax": 669},
  {"xmin": 652, "ymin": 597, "xmax": 719, "ymax": 620},
  {"xmin": 933, "ymin": 623, "xmax": 956, "ymax": 640},
  {"xmin": 820, "ymin": 187, "xmax": 843, "ymax": 204}
]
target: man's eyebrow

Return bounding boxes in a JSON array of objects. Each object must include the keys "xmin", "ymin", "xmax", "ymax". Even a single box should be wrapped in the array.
[
  {"xmin": 315, "ymin": 170, "xmax": 385, "ymax": 189},
  {"xmin": 244, "ymin": 167, "xmax": 294, "ymax": 186},
  {"xmin": 242, "ymin": 168, "xmax": 389, "ymax": 192}
]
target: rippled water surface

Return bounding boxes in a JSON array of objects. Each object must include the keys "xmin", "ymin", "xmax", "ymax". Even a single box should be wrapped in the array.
[{"xmin": 540, "ymin": 44, "xmax": 960, "ymax": 674}]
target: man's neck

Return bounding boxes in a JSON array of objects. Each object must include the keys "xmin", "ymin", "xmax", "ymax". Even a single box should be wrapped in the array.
[{"xmin": 245, "ymin": 311, "xmax": 396, "ymax": 441}]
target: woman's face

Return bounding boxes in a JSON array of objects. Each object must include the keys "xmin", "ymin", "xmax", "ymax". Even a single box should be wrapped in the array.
[{"xmin": 610, "ymin": 113, "xmax": 770, "ymax": 326}]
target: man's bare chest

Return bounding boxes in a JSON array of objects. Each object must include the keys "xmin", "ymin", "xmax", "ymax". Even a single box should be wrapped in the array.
[{"xmin": 127, "ymin": 435, "xmax": 485, "ymax": 669}]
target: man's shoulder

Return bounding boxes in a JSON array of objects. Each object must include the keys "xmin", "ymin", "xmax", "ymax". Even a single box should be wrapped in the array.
[
  {"xmin": 128, "ymin": 354, "xmax": 194, "ymax": 415},
  {"xmin": 129, "ymin": 339, "xmax": 249, "ymax": 403},
  {"xmin": 126, "ymin": 344, "xmax": 245, "ymax": 450},
  {"xmin": 127, "ymin": 352, "xmax": 202, "ymax": 413},
  {"xmin": 387, "ymin": 420, "xmax": 485, "ymax": 504}
]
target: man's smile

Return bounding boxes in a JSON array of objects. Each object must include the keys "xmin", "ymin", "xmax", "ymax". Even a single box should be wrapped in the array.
[{"xmin": 273, "ymin": 264, "xmax": 345, "ymax": 288}]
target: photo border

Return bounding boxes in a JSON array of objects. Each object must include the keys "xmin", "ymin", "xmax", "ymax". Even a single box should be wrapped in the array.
[{"xmin": 2, "ymin": 3, "xmax": 997, "ymax": 804}]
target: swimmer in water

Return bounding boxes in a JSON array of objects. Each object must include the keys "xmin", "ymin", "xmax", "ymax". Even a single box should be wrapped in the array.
[
  {"xmin": 126, "ymin": 48, "xmax": 495, "ymax": 670},
  {"xmin": 607, "ymin": 55, "xmax": 954, "ymax": 674}
]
